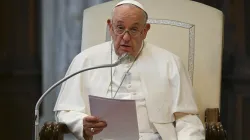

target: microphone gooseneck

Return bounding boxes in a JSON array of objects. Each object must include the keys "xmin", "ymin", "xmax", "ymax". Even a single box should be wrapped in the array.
[{"xmin": 34, "ymin": 53, "xmax": 128, "ymax": 140}]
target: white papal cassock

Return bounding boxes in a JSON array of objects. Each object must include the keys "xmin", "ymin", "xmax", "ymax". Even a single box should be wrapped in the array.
[{"xmin": 54, "ymin": 41, "xmax": 205, "ymax": 140}]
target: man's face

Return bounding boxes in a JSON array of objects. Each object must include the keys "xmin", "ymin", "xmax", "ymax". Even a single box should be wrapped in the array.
[{"xmin": 107, "ymin": 5, "xmax": 150, "ymax": 57}]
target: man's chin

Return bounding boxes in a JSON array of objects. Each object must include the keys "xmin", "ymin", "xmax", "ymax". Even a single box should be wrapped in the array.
[
  {"xmin": 118, "ymin": 51, "xmax": 129, "ymax": 56},
  {"xmin": 119, "ymin": 54, "xmax": 135, "ymax": 64}
]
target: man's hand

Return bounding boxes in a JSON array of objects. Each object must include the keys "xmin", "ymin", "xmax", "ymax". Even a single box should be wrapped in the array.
[{"xmin": 83, "ymin": 116, "xmax": 107, "ymax": 139}]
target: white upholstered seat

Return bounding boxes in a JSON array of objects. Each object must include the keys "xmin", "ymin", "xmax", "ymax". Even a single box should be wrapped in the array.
[{"xmin": 81, "ymin": 0, "xmax": 224, "ymax": 124}]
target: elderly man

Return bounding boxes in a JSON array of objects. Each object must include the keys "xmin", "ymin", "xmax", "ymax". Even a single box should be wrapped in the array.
[{"xmin": 54, "ymin": 0, "xmax": 205, "ymax": 140}]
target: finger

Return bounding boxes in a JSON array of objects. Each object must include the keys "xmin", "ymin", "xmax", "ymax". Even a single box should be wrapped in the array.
[
  {"xmin": 84, "ymin": 116, "xmax": 99, "ymax": 122},
  {"xmin": 90, "ymin": 127, "xmax": 103, "ymax": 133},
  {"xmin": 83, "ymin": 129, "xmax": 93, "ymax": 137},
  {"xmin": 85, "ymin": 127, "xmax": 104, "ymax": 135},
  {"xmin": 98, "ymin": 118, "xmax": 107, "ymax": 123},
  {"xmin": 92, "ymin": 128, "xmax": 103, "ymax": 135},
  {"xmin": 83, "ymin": 121, "xmax": 107, "ymax": 129}
]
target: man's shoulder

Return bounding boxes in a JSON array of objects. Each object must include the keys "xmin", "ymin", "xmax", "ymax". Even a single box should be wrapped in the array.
[
  {"xmin": 145, "ymin": 42, "xmax": 183, "ymax": 69},
  {"xmin": 84, "ymin": 41, "xmax": 111, "ymax": 55},
  {"xmin": 75, "ymin": 41, "xmax": 111, "ymax": 60},
  {"xmin": 145, "ymin": 42, "xmax": 180, "ymax": 59}
]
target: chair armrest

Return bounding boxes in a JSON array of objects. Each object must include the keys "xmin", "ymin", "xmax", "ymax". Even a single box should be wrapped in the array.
[
  {"xmin": 39, "ymin": 122, "xmax": 70, "ymax": 140},
  {"xmin": 205, "ymin": 108, "xmax": 227, "ymax": 140},
  {"xmin": 39, "ymin": 108, "xmax": 228, "ymax": 140}
]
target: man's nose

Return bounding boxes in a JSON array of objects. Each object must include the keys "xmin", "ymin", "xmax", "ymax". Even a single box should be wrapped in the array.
[{"xmin": 122, "ymin": 31, "xmax": 131, "ymax": 42}]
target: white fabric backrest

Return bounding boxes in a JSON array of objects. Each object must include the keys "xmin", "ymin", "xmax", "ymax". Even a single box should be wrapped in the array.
[{"xmin": 81, "ymin": 0, "xmax": 224, "ymax": 123}]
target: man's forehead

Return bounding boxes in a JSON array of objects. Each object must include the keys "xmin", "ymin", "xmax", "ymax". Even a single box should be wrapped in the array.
[
  {"xmin": 112, "ymin": 10, "xmax": 144, "ymax": 25},
  {"xmin": 112, "ymin": 1, "xmax": 147, "ymax": 25}
]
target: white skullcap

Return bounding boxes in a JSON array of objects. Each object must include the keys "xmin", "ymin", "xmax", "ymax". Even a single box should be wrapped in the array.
[{"xmin": 114, "ymin": 0, "xmax": 146, "ymax": 13}]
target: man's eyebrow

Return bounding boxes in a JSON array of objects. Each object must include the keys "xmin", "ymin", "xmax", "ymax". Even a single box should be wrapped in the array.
[
  {"xmin": 113, "ymin": 21, "xmax": 142, "ymax": 27},
  {"xmin": 114, "ymin": 21, "xmax": 124, "ymax": 24},
  {"xmin": 131, "ymin": 23, "xmax": 141, "ymax": 27},
  {"xmin": 132, "ymin": 23, "xmax": 140, "ymax": 26}
]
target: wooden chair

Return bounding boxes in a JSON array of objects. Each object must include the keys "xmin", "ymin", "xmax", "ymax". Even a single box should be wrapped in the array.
[{"xmin": 40, "ymin": 0, "xmax": 227, "ymax": 139}]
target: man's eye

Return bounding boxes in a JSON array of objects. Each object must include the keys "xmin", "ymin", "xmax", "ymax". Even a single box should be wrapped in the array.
[
  {"xmin": 131, "ymin": 28, "xmax": 138, "ymax": 32},
  {"xmin": 117, "ymin": 26, "xmax": 124, "ymax": 30}
]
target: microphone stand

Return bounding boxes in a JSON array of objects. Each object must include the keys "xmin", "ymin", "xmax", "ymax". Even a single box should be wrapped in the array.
[{"xmin": 34, "ymin": 53, "xmax": 128, "ymax": 140}]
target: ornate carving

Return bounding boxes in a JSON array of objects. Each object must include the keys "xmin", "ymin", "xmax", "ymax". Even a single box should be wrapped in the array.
[
  {"xmin": 40, "ymin": 108, "xmax": 227, "ymax": 140},
  {"xmin": 205, "ymin": 108, "xmax": 227, "ymax": 140},
  {"xmin": 40, "ymin": 122, "xmax": 70, "ymax": 140}
]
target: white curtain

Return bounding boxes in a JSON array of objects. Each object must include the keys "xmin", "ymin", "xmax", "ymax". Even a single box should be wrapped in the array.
[{"xmin": 41, "ymin": 0, "xmax": 111, "ymax": 139}]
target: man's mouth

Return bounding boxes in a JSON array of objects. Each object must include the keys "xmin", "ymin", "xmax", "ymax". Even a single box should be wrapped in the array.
[
  {"xmin": 120, "ymin": 45, "xmax": 132, "ymax": 52},
  {"xmin": 121, "ymin": 45, "xmax": 131, "ymax": 47}
]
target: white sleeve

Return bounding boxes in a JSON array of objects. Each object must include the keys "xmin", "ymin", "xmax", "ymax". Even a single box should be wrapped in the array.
[
  {"xmin": 170, "ymin": 56, "xmax": 199, "ymax": 115},
  {"xmin": 56, "ymin": 111, "xmax": 88, "ymax": 140},
  {"xmin": 54, "ymin": 53, "xmax": 90, "ymax": 113},
  {"xmin": 170, "ymin": 56, "xmax": 205, "ymax": 139},
  {"xmin": 175, "ymin": 114, "xmax": 205, "ymax": 140}
]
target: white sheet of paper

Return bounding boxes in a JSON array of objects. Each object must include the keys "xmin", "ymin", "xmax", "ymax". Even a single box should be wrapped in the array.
[{"xmin": 89, "ymin": 95, "xmax": 139, "ymax": 140}]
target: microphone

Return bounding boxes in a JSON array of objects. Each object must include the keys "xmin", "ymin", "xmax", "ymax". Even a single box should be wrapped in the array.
[{"xmin": 34, "ymin": 53, "xmax": 129, "ymax": 140}]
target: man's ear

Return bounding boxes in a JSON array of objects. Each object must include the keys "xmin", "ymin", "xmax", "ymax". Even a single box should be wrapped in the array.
[
  {"xmin": 107, "ymin": 19, "xmax": 112, "ymax": 29},
  {"xmin": 145, "ymin": 23, "xmax": 151, "ymax": 33},
  {"xmin": 143, "ymin": 23, "xmax": 151, "ymax": 39}
]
